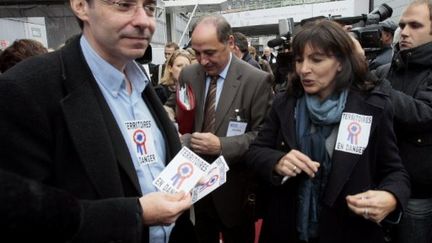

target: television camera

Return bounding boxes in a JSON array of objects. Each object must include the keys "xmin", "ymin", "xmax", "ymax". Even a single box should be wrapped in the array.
[
  {"xmin": 266, "ymin": 3, "xmax": 394, "ymax": 86},
  {"xmin": 331, "ymin": 3, "xmax": 393, "ymax": 58},
  {"xmin": 266, "ymin": 18, "xmax": 295, "ymax": 90}
]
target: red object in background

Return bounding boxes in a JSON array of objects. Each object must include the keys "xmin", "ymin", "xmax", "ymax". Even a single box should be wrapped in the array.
[
  {"xmin": 218, "ymin": 219, "xmax": 263, "ymax": 243},
  {"xmin": 176, "ymin": 83, "xmax": 196, "ymax": 134},
  {"xmin": 255, "ymin": 219, "xmax": 262, "ymax": 243}
]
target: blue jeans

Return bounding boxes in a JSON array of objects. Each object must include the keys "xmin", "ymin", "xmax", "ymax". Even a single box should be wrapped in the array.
[{"xmin": 394, "ymin": 198, "xmax": 432, "ymax": 243}]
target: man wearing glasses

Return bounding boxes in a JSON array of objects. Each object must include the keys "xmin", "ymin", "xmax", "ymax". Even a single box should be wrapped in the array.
[{"xmin": 0, "ymin": 0, "xmax": 196, "ymax": 242}]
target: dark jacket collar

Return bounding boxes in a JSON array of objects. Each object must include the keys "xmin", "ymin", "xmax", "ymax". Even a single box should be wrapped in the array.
[
  {"xmin": 392, "ymin": 41, "xmax": 432, "ymax": 70},
  {"xmin": 242, "ymin": 52, "xmax": 253, "ymax": 62},
  {"xmin": 59, "ymin": 36, "xmax": 141, "ymax": 196}
]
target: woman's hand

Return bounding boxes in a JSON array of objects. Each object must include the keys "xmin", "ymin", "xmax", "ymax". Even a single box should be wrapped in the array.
[
  {"xmin": 274, "ymin": 149, "xmax": 320, "ymax": 178},
  {"xmin": 346, "ymin": 190, "xmax": 397, "ymax": 224}
]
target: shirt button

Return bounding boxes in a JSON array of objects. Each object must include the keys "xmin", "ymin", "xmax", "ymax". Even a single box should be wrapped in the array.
[
  {"xmin": 281, "ymin": 142, "xmax": 285, "ymax": 146},
  {"xmin": 111, "ymin": 91, "xmax": 118, "ymax": 97},
  {"xmin": 417, "ymin": 138, "xmax": 422, "ymax": 143}
]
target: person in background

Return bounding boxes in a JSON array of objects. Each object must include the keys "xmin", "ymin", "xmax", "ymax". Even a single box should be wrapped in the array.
[
  {"xmin": 164, "ymin": 42, "xmax": 180, "ymax": 62},
  {"xmin": 149, "ymin": 42, "xmax": 179, "ymax": 86},
  {"xmin": 0, "ymin": 39, "xmax": 47, "ymax": 73},
  {"xmin": 392, "ymin": 27, "xmax": 402, "ymax": 49},
  {"xmin": 155, "ymin": 49, "xmax": 193, "ymax": 122},
  {"xmin": 186, "ymin": 47, "xmax": 198, "ymax": 64},
  {"xmin": 179, "ymin": 14, "xmax": 273, "ymax": 243},
  {"xmin": 368, "ymin": 19, "xmax": 398, "ymax": 70},
  {"xmin": 156, "ymin": 49, "xmax": 192, "ymax": 104},
  {"xmin": 262, "ymin": 46, "xmax": 277, "ymax": 74},
  {"xmin": 245, "ymin": 20, "xmax": 410, "ymax": 243},
  {"xmin": 232, "ymin": 32, "xmax": 261, "ymax": 69},
  {"xmin": 373, "ymin": 1, "xmax": 432, "ymax": 242},
  {"xmin": 262, "ymin": 46, "xmax": 276, "ymax": 64},
  {"xmin": 249, "ymin": 46, "xmax": 273, "ymax": 76},
  {"xmin": 0, "ymin": 0, "xmax": 196, "ymax": 242}
]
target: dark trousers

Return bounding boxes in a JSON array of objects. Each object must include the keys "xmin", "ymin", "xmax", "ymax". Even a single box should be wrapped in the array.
[{"xmin": 194, "ymin": 195, "xmax": 255, "ymax": 243}]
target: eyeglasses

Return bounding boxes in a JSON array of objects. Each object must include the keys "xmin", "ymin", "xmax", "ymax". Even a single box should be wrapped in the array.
[{"xmin": 98, "ymin": 0, "xmax": 162, "ymax": 17}]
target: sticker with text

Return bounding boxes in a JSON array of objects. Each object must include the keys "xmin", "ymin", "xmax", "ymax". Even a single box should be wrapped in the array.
[
  {"xmin": 125, "ymin": 120, "xmax": 158, "ymax": 165},
  {"xmin": 153, "ymin": 147, "xmax": 208, "ymax": 194},
  {"xmin": 335, "ymin": 112, "xmax": 372, "ymax": 155}
]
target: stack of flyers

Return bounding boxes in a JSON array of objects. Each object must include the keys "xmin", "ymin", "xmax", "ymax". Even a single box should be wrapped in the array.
[
  {"xmin": 191, "ymin": 156, "xmax": 229, "ymax": 203},
  {"xmin": 152, "ymin": 147, "xmax": 229, "ymax": 203},
  {"xmin": 152, "ymin": 147, "xmax": 209, "ymax": 194}
]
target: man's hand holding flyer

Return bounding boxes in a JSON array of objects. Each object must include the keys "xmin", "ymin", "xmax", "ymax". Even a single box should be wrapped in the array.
[{"xmin": 152, "ymin": 147, "xmax": 229, "ymax": 203}]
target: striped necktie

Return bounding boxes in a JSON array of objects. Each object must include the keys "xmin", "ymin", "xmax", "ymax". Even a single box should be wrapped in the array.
[{"xmin": 202, "ymin": 75, "xmax": 219, "ymax": 133}]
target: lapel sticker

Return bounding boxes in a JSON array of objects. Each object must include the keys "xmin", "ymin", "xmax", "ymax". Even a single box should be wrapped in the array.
[
  {"xmin": 125, "ymin": 120, "xmax": 158, "ymax": 165},
  {"xmin": 335, "ymin": 112, "xmax": 373, "ymax": 155}
]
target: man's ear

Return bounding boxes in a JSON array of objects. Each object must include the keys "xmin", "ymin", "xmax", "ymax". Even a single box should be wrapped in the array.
[{"xmin": 70, "ymin": 0, "xmax": 89, "ymax": 23}]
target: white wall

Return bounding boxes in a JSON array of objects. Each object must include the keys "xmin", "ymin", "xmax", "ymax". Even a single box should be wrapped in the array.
[
  {"xmin": 150, "ymin": 0, "xmax": 189, "ymax": 64},
  {"xmin": 0, "ymin": 17, "xmax": 48, "ymax": 49},
  {"xmin": 172, "ymin": 13, "xmax": 190, "ymax": 47}
]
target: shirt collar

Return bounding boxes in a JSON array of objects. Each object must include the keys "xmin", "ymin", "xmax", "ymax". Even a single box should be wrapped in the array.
[{"xmin": 80, "ymin": 36, "xmax": 148, "ymax": 97}]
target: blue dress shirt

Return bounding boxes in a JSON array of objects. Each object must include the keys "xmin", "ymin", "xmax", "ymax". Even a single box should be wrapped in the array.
[{"xmin": 80, "ymin": 36, "xmax": 173, "ymax": 243}]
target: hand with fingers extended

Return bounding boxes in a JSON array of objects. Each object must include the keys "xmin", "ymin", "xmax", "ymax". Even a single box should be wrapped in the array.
[
  {"xmin": 346, "ymin": 190, "xmax": 397, "ymax": 224},
  {"xmin": 274, "ymin": 149, "xmax": 320, "ymax": 178},
  {"xmin": 139, "ymin": 191, "xmax": 192, "ymax": 226}
]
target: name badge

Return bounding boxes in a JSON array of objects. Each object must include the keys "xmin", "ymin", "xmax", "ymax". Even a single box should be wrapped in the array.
[
  {"xmin": 226, "ymin": 109, "xmax": 247, "ymax": 137},
  {"xmin": 125, "ymin": 120, "xmax": 159, "ymax": 165},
  {"xmin": 335, "ymin": 112, "xmax": 373, "ymax": 155},
  {"xmin": 226, "ymin": 121, "xmax": 247, "ymax": 137}
]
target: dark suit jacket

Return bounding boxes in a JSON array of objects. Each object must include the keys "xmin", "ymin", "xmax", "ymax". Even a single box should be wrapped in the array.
[
  {"xmin": 178, "ymin": 55, "xmax": 273, "ymax": 227},
  {"xmin": 245, "ymin": 90, "xmax": 410, "ymax": 243},
  {"xmin": 0, "ymin": 169, "xmax": 81, "ymax": 242},
  {"xmin": 0, "ymin": 37, "xmax": 195, "ymax": 243}
]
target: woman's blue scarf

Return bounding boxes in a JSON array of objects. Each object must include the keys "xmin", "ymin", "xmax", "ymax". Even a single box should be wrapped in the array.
[{"xmin": 295, "ymin": 89, "xmax": 348, "ymax": 242}]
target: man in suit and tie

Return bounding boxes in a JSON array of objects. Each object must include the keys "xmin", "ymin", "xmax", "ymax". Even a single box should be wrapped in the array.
[
  {"xmin": 0, "ymin": 0, "xmax": 196, "ymax": 242},
  {"xmin": 178, "ymin": 15, "xmax": 273, "ymax": 243}
]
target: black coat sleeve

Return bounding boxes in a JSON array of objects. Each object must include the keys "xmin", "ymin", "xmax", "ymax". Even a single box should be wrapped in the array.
[
  {"xmin": 373, "ymin": 96, "xmax": 411, "ymax": 214},
  {"xmin": 244, "ymin": 96, "xmax": 288, "ymax": 185},
  {"xmin": 0, "ymin": 169, "xmax": 82, "ymax": 242},
  {"xmin": 381, "ymin": 77, "xmax": 432, "ymax": 133}
]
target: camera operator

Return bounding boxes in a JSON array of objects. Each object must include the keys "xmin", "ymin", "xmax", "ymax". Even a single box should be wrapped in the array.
[
  {"xmin": 332, "ymin": 4, "xmax": 394, "ymax": 66},
  {"xmin": 374, "ymin": 1, "xmax": 432, "ymax": 242},
  {"xmin": 266, "ymin": 35, "xmax": 295, "ymax": 93},
  {"xmin": 369, "ymin": 19, "xmax": 398, "ymax": 70}
]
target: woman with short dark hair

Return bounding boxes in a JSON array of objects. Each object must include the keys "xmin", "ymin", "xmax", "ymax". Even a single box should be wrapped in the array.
[{"xmin": 245, "ymin": 20, "xmax": 410, "ymax": 243}]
